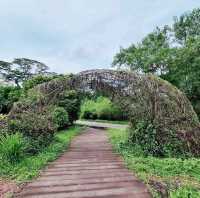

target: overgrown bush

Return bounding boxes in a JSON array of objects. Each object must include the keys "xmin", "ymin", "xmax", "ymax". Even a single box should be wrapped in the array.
[
  {"xmin": 80, "ymin": 96, "xmax": 127, "ymax": 121},
  {"xmin": 52, "ymin": 107, "xmax": 69, "ymax": 129},
  {"xmin": 0, "ymin": 133, "xmax": 27, "ymax": 163},
  {"xmin": 8, "ymin": 110, "xmax": 56, "ymax": 154},
  {"xmin": 129, "ymin": 121, "xmax": 187, "ymax": 157},
  {"xmin": 7, "ymin": 77, "xmax": 80, "ymax": 153}
]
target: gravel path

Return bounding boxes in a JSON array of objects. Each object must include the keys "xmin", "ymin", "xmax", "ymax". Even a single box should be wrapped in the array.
[{"xmin": 16, "ymin": 128, "xmax": 151, "ymax": 198}]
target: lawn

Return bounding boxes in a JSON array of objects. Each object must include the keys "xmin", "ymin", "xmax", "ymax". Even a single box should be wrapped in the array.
[
  {"xmin": 0, "ymin": 125, "xmax": 84, "ymax": 183},
  {"xmin": 107, "ymin": 128, "xmax": 200, "ymax": 198}
]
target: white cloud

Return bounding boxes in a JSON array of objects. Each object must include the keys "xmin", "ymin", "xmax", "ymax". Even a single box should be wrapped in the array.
[{"xmin": 0, "ymin": 0, "xmax": 199, "ymax": 73}]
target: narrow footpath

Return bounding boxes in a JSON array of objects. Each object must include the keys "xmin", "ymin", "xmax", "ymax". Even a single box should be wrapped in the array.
[{"xmin": 16, "ymin": 128, "xmax": 151, "ymax": 198}]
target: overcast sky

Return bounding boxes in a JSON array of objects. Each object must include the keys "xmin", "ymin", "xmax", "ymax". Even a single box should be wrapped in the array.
[{"xmin": 0, "ymin": 1, "xmax": 199, "ymax": 74}]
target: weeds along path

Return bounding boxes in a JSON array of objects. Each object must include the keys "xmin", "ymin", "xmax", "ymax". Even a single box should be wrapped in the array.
[{"xmin": 16, "ymin": 128, "xmax": 151, "ymax": 198}]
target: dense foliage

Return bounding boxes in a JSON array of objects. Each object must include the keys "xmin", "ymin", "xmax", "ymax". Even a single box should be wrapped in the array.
[
  {"xmin": 0, "ymin": 86, "xmax": 21, "ymax": 114},
  {"xmin": 129, "ymin": 121, "xmax": 186, "ymax": 157},
  {"xmin": 8, "ymin": 110, "xmax": 56, "ymax": 153},
  {"xmin": 5, "ymin": 76, "xmax": 81, "ymax": 153},
  {"xmin": 80, "ymin": 96, "xmax": 127, "ymax": 121},
  {"xmin": 52, "ymin": 107, "xmax": 69, "ymax": 129},
  {"xmin": 0, "ymin": 75, "xmax": 81, "ymax": 167},
  {"xmin": 112, "ymin": 8, "xmax": 200, "ymax": 118},
  {"xmin": 57, "ymin": 90, "xmax": 81, "ymax": 124}
]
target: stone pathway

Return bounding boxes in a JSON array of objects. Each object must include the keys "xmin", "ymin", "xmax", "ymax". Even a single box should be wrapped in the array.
[{"xmin": 16, "ymin": 128, "xmax": 151, "ymax": 198}]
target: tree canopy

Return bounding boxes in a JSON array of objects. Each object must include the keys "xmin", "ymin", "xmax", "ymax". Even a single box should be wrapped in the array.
[
  {"xmin": 173, "ymin": 8, "xmax": 200, "ymax": 44},
  {"xmin": 0, "ymin": 58, "xmax": 53, "ymax": 86}
]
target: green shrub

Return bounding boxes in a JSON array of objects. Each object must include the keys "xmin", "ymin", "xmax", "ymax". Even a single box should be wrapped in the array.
[
  {"xmin": 0, "ymin": 133, "xmax": 27, "ymax": 163},
  {"xmin": 52, "ymin": 107, "xmax": 69, "ymax": 129},
  {"xmin": 0, "ymin": 86, "xmax": 21, "ymax": 114},
  {"xmin": 80, "ymin": 96, "xmax": 127, "ymax": 121},
  {"xmin": 80, "ymin": 100, "xmax": 97, "ymax": 119},
  {"xmin": 82, "ymin": 110, "xmax": 98, "ymax": 120},
  {"xmin": 8, "ymin": 111, "xmax": 56, "ymax": 154},
  {"xmin": 129, "ymin": 121, "xmax": 185, "ymax": 157},
  {"xmin": 57, "ymin": 90, "xmax": 81, "ymax": 124},
  {"xmin": 7, "ymin": 87, "xmax": 80, "ymax": 153}
]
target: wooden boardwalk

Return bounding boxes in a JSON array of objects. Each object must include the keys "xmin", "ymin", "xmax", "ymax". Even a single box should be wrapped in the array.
[{"xmin": 16, "ymin": 128, "xmax": 151, "ymax": 198}]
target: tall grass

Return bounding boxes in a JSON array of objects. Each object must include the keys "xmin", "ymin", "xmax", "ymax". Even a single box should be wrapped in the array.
[
  {"xmin": 0, "ymin": 133, "xmax": 27, "ymax": 164},
  {"xmin": 0, "ymin": 126, "xmax": 83, "ymax": 182}
]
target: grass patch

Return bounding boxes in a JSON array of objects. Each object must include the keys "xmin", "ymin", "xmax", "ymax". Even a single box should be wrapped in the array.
[
  {"xmin": 0, "ymin": 125, "xmax": 84, "ymax": 183},
  {"xmin": 107, "ymin": 128, "xmax": 200, "ymax": 198}
]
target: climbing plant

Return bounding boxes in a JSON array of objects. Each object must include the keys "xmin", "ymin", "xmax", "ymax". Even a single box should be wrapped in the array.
[{"xmin": 3, "ymin": 69, "xmax": 200, "ymax": 157}]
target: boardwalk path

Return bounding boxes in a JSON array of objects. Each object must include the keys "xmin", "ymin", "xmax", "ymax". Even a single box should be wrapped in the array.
[
  {"xmin": 75, "ymin": 120, "xmax": 128, "ymax": 129},
  {"xmin": 16, "ymin": 128, "xmax": 151, "ymax": 198}
]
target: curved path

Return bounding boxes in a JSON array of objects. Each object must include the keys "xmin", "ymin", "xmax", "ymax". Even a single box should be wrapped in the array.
[{"xmin": 16, "ymin": 128, "xmax": 151, "ymax": 198}]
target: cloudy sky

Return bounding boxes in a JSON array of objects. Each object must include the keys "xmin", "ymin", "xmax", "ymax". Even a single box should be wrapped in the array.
[{"xmin": 0, "ymin": 0, "xmax": 199, "ymax": 74}]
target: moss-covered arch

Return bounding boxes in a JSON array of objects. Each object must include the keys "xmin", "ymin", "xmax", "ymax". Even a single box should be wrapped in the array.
[{"xmin": 9, "ymin": 69, "xmax": 200, "ymax": 156}]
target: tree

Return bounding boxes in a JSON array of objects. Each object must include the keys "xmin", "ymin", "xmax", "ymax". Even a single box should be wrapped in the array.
[
  {"xmin": 173, "ymin": 8, "xmax": 200, "ymax": 44},
  {"xmin": 112, "ymin": 27, "xmax": 172, "ymax": 75},
  {"xmin": 0, "ymin": 58, "xmax": 50, "ymax": 86},
  {"xmin": 168, "ymin": 37, "xmax": 200, "ymax": 97}
]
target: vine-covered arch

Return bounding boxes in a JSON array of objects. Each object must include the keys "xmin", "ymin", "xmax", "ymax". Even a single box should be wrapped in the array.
[
  {"xmin": 73, "ymin": 70, "xmax": 199, "ymax": 130},
  {"xmin": 9, "ymin": 69, "xmax": 200, "ymax": 156}
]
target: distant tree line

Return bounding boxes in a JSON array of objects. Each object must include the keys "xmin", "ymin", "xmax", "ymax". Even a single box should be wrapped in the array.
[{"xmin": 0, "ymin": 58, "xmax": 56, "ymax": 87}]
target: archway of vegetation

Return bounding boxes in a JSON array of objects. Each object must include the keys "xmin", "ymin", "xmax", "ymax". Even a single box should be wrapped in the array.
[{"xmin": 8, "ymin": 69, "xmax": 200, "ymax": 156}]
